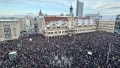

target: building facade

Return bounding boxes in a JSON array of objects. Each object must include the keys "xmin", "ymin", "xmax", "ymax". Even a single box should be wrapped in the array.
[
  {"xmin": 76, "ymin": 0, "xmax": 84, "ymax": 17},
  {"xmin": 0, "ymin": 15, "xmax": 35, "ymax": 41},
  {"xmin": 0, "ymin": 19, "xmax": 21, "ymax": 41},
  {"xmin": 37, "ymin": 14, "xmax": 120, "ymax": 38},
  {"xmin": 114, "ymin": 15, "xmax": 120, "ymax": 34},
  {"xmin": 99, "ymin": 15, "xmax": 117, "ymax": 33},
  {"xmin": 37, "ymin": 16, "xmax": 96, "ymax": 38},
  {"xmin": 17, "ymin": 15, "xmax": 34, "ymax": 35}
]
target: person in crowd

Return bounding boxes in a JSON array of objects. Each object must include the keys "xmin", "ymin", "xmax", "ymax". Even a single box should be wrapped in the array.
[{"xmin": 0, "ymin": 31, "xmax": 120, "ymax": 68}]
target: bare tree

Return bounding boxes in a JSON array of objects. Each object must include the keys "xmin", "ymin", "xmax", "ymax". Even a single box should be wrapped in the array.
[{"xmin": 60, "ymin": 13, "xmax": 64, "ymax": 16}]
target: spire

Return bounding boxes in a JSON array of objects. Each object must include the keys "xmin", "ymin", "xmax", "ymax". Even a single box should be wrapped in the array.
[
  {"xmin": 39, "ymin": 6, "xmax": 43, "ymax": 16},
  {"xmin": 70, "ymin": 3, "xmax": 73, "ymax": 9},
  {"xmin": 69, "ymin": 3, "xmax": 74, "ymax": 17},
  {"xmin": 40, "ymin": 6, "xmax": 41, "ymax": 12}
]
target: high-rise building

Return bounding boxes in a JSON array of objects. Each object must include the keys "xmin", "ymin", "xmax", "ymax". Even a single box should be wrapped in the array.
[{"xmin": 76, "ymin": 0, "xmax": 84, "ymax": 17}]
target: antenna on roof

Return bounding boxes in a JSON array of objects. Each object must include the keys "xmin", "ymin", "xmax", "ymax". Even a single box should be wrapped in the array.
[
  {"xmin": 39, "ymin": 6, "xmax": 41, "ymax": 11},
  {"xmin": 71, "ymin": 2, "xmax": 72, "ymax": 6}
]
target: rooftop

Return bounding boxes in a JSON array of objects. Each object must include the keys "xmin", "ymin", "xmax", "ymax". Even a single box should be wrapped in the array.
[
  {"xmin": 44, "ymin": 16, "xmax": 68, "ymax": 23},
  {"xmin": 0, "ymin": 19, "xmax": 18, "ymax": 22},
  {"xmin": 100, "ymin": 15, "xmax": 117, "ymax": 21}
]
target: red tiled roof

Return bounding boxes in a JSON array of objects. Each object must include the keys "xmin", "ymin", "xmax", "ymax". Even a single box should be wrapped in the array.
[
  {"xmin": 44, "ymin": 16, "xmax": 68, "ymax": 23},
  {"xmin": 44, "ymin": 16, "xmax": 91, "ymax": 24}
]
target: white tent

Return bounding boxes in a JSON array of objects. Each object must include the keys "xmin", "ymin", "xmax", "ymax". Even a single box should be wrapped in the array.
[{"xmin": 9, "ymin": 51, "xmax": 17, "ymax": 60}]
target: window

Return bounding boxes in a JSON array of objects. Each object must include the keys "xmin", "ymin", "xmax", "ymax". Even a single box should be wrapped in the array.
[
  {"xmin": 13, "ymin": 28, "xmax": 15, "ymax": 30},
  {"xmin": 52, "ymin": 27, "xmax": 56, "ymax": 29},
  {"xmin": 47, "ymin": 27, "xmax": 50, "ymax": 29},
  {"xmin": 59, "ymin": 31, "xmax": 61, "ymax": 33},
  {"xmin": 5, "ymin": 34, "xmax": 11, "ymax": 38},
  {"xmin": 57, "ymin": 27, "xmax": 60, "ymax": 28},
  {"xmin": 14, "ymin": 34, "xmax": 16, "ymax": 37},
  {"xmin": 48, "ymin": 32, "xmax": 50, "ymax": 34},
  {"xmin": 51, "ymin": 32, "xmax": 53, "ymax": 34},
  {"xmin": 62, "ymin": 23, "xmax": 64, "ymax": 25},
  {"xmin": 3, "ymin": 22, "xmax": 10, "ymax": 26},
  {"xmin": 61, "ymin": 27, "xmax": 65, "ymax": 28},
  {"xmin": 53, "ymin": 24, "xmax": 55, "ymax": 26},
  {"xmin": 55, "ymin": 32, "xmax": 57, "ymax": 34}
]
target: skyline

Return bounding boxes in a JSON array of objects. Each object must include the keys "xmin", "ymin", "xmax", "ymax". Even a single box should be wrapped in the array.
[{"xmin": 0, "ymin": 0, "xmax": 120, "ymax": 16}]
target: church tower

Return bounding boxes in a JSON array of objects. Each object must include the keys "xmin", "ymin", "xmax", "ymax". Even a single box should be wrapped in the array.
[
  {"xmin": 69, "ymin": 4, "xmax": 74, "ymax": 17},
  {"xmin": 68, "ymin": 4, "xmax": 74, "ymax": 29},
  {"xmin": 39, "ymin": 8, "xmax": 43, "ymax": 16}
]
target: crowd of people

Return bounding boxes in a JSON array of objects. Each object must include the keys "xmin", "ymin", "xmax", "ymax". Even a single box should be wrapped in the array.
[{"xmin": 0, "ymin": 31, "xmax": 120, "ymax": 68}]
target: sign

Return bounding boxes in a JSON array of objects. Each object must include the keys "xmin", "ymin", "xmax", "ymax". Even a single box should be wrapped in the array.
[{"xmin": 88, "ymin": 51, "xmax": 92, "ymax": 55}]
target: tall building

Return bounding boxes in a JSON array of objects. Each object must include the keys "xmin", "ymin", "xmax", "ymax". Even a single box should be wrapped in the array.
[
  {"xmin": 17, "ymin": 15, "xmax": 35, "ymax": 35},
  {"xmin": 76, "ymin": 0, "xmax": 84, "ymax": 17},
  {"xmin": 0, "ymin": 19, "xmax": 21, "ymax": 41},
  {"xmin": 99, "ymin": 15, "xmax": 120, "ymax": 33}
]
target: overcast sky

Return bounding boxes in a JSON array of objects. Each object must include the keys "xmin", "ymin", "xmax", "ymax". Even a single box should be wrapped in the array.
[{"xmin": 0, "ymin": 0, "xmax": 120, "ymax": 16}]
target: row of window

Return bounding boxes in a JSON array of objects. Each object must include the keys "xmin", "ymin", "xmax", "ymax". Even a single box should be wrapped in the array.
[
  {"xmin": 47, "ymin": 25, "xmax": 96, "ymax": 29},
  {"xmin": 99, "ymin": 23, "xmax": 114, "ymax": 25},
  {"xmin": 46, "ymin": 28, "xmax": 96, "ymax": 34},
  {"xmin": 99, "ymin": 26, "xmax": 113, "ymax": 28},
  {"xmin": 3, "ymin": 22, "xmax": 10, "ymax": 26},
  {"xmin": 47, "ymin": 26, "xmax": 67, "ymax": 29},
  {"xmin": 47, "ymin": 31, "xmax": 68, "ymax": 34},
  {"xmin": 76, "ymin": 29, "xmax": 96, "ymax": 31},
  {"xmin": 114, "ymin": 29, "xmax": 120, "ymax": 31},
  {"xmin": 99, "ymin": 28, "xmax": 113, "ymax": 31},
  {"xmin": 115, "ymin": 26, "xmax": 120, "ymax": 29},
  {"xmin": 0, "ymin": 27, "xmax": 17, "ymax": 38}
]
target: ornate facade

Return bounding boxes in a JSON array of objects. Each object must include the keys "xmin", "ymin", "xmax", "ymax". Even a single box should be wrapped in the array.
[{"xmin": 37, "ymin": 16, "xmax": 96, "ymax": 38}]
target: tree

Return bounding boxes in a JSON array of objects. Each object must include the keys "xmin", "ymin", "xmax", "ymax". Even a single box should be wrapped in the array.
[
  {"xmin": 60, "ymin": 13, "xmax": 64, "ymax": 16},
  {"xmin": 44, "ymin": 14, "xmax": 47, "ymax": 16},
  {"xmin": 66, "ymin": 13, "xmax": 69, "ymax": 16}
]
